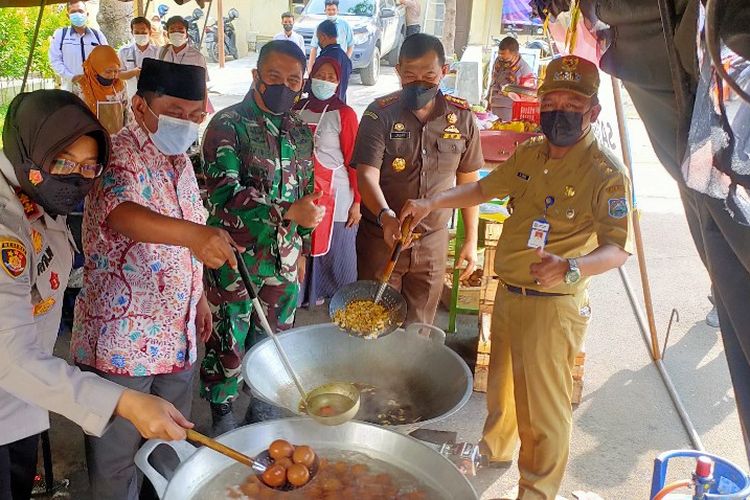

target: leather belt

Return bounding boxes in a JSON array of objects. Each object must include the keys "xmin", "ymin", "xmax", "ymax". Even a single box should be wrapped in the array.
[{"xmin": 502, "ymin": 282, "xmax": 569, "ymax": 297}]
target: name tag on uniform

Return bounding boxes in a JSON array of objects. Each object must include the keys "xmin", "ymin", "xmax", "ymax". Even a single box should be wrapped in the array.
[
  {"xmin": 390, "ymin": 131, "xmax": 411, "ymax": 139},
  {"xmin": 441, "ymin": 133, "xmax": 462, "ymax": 140},
  {"xmin": 527, "ymin": 219, "xmax": 550, "ymax": 249}
]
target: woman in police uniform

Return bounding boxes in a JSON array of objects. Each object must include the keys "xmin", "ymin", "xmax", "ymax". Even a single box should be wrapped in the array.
[{"xmin": 0, "ymin": 90, "xmax": 193, "ymax": 499}]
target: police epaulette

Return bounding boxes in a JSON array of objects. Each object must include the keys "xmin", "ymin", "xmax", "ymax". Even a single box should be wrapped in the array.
[
  {"xmin": 377, "ymin": 93, "xmax": 400, "ymax": 108},
  {"xmin": 444, "ymin": 94, "xmax": 469, "ymax": 109}
]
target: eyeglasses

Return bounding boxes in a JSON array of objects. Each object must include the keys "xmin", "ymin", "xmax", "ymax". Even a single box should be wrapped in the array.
[{"xmin": 50, "ymin": 158, "xmax": 104, "ymax": 179}]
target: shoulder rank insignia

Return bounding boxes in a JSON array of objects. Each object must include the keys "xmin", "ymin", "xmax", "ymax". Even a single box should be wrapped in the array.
[
  {"xmin": 14, "ymin": 189, "xmax": 42, "ymax": 221},
  {"xmin": 363, "ymin": 110, "xmax": 379, "ymax": 121},
  {"xmin": 1, "ymin": 238, "xmax": 27, "ymax": 279},
  {"xmin": 377, "ymin": 93, "xmax": 400, "ymax": 108},
  {"xmin": 444, "ymin": 94, "xmax": 469, "ymax": 110}
]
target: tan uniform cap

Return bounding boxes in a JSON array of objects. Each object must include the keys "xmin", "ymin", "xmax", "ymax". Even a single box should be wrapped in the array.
[{"xmin": 538, "ymin": 55, "xmax": 599, "ymax": 98}]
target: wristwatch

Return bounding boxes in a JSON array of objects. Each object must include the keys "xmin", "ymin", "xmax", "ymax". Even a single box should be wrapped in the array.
[
  {"xmin": 564, "ymin": 258, "xmax": 581, "ymax": 285},
  {"xmin": 376, "ymin": 207, "xmax": 396, "ymax": 227}
]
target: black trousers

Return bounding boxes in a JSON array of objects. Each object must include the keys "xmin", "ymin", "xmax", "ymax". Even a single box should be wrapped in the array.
[
  {"xmin": 0, "ymin": 434, "xmax": 39, "ymax": 500},
  {"xmin": 681, "ymin": 187, "xmax": 750, "ymax": 461},
  {"xmin": 405, "ymin": 24, "xmax": 421, "ymax": 37}
]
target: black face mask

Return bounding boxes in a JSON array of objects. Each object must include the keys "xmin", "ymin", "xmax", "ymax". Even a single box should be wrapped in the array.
[
  {"xmin": 15, "ymin": 163, "xmax": 95, "ymax": 216},
  {"xmin": 540, "ymin": 110, "xmax": 587, "ymax": 147},
  {"xmin": 402, "ymin": 81, "xmax": 439, "ymax": 110},
  {"xmin": 96, "ymin": 74, "xmax": 114, "ymax": 86},
  {"xmin": 257, "ymin": 78, "xmax": 300, "ymax": 115},
  {"xmin": 283, "ymin": 23, "xmax": 293, "ymax": 32}
]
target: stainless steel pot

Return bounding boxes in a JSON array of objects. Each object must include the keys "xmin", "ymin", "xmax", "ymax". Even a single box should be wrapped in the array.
[
  {"xmin": 135, "ymin": 418, "xmax": 478, "ymax": 499},
  {"xmin": 242, "ymin": 322, "xmax": 473, "ymax": 433}
]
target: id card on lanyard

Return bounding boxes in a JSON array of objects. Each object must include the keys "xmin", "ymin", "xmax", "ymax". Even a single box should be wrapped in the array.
[{"xmin": 527, "ymin": 195, "xmax": 554, "ymax": 249}]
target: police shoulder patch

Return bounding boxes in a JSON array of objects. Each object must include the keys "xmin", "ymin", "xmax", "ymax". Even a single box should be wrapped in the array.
[
  {"xmin": 0, "ymin": 237, "xmax": 27, "ymax": 279},
  {"xmin": 444, "ymin": 94, "xmax": 469, "ymax": 110},
  {"xmin": 377, "ymin": 92, "xmax": 400, "ymax": 108}
]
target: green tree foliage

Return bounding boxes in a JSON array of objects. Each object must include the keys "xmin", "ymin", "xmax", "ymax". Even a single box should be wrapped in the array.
[{"xmin": 0, "ymin": 5, "xmax": 69, "ymax": 79}]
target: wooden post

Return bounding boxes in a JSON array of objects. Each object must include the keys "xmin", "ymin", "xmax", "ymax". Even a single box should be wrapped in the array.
[
  {"xmin": 217, "ymin": 0, "xmax": 225, "ymax": 68},
  {"xmin": 136, "ymin": 0, "xmax": 144, "ymax": 17},
  {"xmin": 611, "ymin": 76, "xmax": 662, "ymax": 361}
]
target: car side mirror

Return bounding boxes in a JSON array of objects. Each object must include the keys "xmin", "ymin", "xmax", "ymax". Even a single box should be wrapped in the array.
[
  {"xmin": 381, "ymin": 7, "xmax": 396, "ymax": 18},
  {"xmin": 294, "ymin": 5, "xmax": 304, "ymax": 15}
]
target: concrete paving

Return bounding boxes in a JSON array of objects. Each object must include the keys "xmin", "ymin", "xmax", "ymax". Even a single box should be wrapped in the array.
[{"xmin": 40, "ymin": 56, "xmax": 747, "ymax": 499}]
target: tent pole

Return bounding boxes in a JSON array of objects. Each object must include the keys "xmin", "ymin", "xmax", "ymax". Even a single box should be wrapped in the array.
[
  {"xmin": 21, "ymin": 0, "xmax": 46, "ymax": 94},
  {"xmin": 611, "ymin": 75, "xmax": 704, "ymax": 451},
  {"xmin": 198, "ymin": 0, "xmax": 212, "ymax": 50},
  {"xmin": 217, "ymin": 0, "xmax": 225, "ymax": 67},
  {"xmin": 611, "ymin": 77, "xmax": 661, "ymax": 361}
]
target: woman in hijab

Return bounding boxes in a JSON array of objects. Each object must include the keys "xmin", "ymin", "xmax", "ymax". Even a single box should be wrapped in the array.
[
  {"xmin": 0, "ymin": 90, "xmax": 193, "ymax": 500},
  {"xmin": 295, "ymin": 56, "xmax": 361, "ymax": 307},
  {"xmin": 73, "ymin": 45, "xmax": 131, "ymax": 135}
]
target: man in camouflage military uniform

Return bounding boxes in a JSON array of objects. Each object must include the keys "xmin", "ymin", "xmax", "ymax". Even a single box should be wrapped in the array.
[{"xmin": 201, "ymin": 41, "xmax": 324, "ymax": 434}]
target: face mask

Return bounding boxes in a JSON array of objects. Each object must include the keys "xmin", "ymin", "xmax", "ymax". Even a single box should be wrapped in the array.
[
  {"xmin": 134, "ymin": 34, "xmax": 150, "ymax": 46},
  {"xmin": 96, "ymin": 74, "xmax": 114, "ymax": 86},
  {"xmin": 402, "ymin": 81, "xmax": 439, "ymax": 110},
  {"xmin": 16, "ymin": 164, "xmax": 94, "ymax": 216},
  {"xmin": 146, "ymin": 105, "xmax": 199, "ymax": 155},
  {"xmin": 327, "ymin": 15, "xmax": 337, "ymax": 21},
  {"xmin": 257, "ymin": 78, "xmax": 300, "ymax": 115},
  {"xmin": 169, "ymin": 32, "xmax": 187, "ymax": 47},
  {"xmin": 311, "ymin": 78, "xmax": 338, "ymax": 101},
  {"xmin": 540, "ymin": 110, "xmax": 587, "ymax": 147},
  {"xmin": 69, "ymin": 12, "xmax": 87, "ymax": 27},
  {"xmin": 283, "ymin": 23, "xmax": 293, "ymax": 32}
]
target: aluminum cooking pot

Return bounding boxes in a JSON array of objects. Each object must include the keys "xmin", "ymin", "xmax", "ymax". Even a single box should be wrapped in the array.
[
  {"xmin": 242, "ymin": 323, "xmax": 473, "ymax": 433},
  {"xmin": 135, "ymin": 418, "xmax": 478, "ymax": 499}
]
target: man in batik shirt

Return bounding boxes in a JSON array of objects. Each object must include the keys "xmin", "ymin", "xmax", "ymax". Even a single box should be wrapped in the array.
[
  {"xmin": 72, "ymin": 59, "xmax": 239, "ymax": 499},
  {"xmin": 201, "ymin": 40, "xmax": 324, "ymax": 434}
]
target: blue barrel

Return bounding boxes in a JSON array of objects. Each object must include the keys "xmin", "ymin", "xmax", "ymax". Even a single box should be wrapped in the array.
[{"xmin": 651, "ymin": 450, "xmax": 750, "ymax": 499}]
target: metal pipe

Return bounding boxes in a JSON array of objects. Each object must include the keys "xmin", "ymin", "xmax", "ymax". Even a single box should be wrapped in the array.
[
  {"xmin": 610, "ymin": 75, "xmax": 704, "ymax": 450},
  {"xmin": 217, "ymin": 0, "xmax": 225, "ymax": 68},
  {"xmin": 618, "ymin": 268, "xmax": 705, "ymax": 451},
  {"xmin": 21, "ymin": 0, "xmax": 46, "ymax": 94}
]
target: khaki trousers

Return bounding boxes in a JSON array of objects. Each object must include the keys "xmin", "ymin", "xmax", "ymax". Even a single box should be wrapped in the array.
[{"xmin": 481, "ymin": 286, "xmax": 590, "ymax": 500}]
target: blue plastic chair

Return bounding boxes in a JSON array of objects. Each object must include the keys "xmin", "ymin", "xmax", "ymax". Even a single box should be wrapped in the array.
[{"xmin": 651, "ymin": 450, "xmax": 750, "ymax": 499}]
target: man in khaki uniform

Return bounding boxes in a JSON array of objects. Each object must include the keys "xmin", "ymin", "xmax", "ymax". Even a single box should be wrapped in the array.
[
  {"xmin": 353, "ymin": 33, "xmax": 484, "ymax": 325},
  {"xmin": 401, "ymin": 55, "xmax": 635, "ymax": 499}
]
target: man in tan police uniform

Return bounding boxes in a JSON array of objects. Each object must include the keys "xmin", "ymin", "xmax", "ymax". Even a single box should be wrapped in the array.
[
  {"xmin": 352, "ymin": 33, "xmax": 484, "ymax": 325},
  {"xmin": 401, "ymin": 55, "xmax": 635, "ymax": 499}
]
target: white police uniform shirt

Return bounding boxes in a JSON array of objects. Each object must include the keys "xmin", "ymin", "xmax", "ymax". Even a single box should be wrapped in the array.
[
  {"xmin": 48, "ymin": 25, "xmax": 108, "ymax": 88},
  {"xmin": 118, "ymin": 42, "xmax": 160, "ymax": 97},
  {"xmin": 0, "ymin": 152, "xmax": 123, "ymax": 446}
]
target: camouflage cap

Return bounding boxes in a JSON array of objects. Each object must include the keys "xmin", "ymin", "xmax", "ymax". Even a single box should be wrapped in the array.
[{"xmin": 538, "ymin": 55, "xmax": 599, "ymax": 98}]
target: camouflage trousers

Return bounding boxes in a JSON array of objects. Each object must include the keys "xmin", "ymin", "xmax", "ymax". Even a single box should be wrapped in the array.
[{"xmin": 200, "ymin": 263, "xmax": 299, "ymax": 404}]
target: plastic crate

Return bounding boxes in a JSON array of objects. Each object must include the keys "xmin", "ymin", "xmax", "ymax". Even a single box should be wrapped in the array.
[{"xmin": 512, "ymin": 101, "xmax": 541, "ymax": 124}]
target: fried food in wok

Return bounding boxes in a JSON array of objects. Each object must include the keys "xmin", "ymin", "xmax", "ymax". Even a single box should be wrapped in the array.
[{"xmin": 333, "ymin": 299, "xmax": 391, "ymax": 337}]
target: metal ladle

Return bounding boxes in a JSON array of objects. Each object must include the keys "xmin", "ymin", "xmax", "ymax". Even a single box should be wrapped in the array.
[
  {"xmin": 185, "ymin": 429, "xmax": 320, "ymax": 491},
  {"xmin": 234, "ymin": 250, "xmax": 360, "ymax": 425}
]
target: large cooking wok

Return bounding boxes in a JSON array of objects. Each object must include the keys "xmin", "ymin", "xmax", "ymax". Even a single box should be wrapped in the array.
[
  {"xmin": 135, "ymin": 418, "xmax": 478, "ymax": 499},
  {"xmin": 242, "ymin": 323, "xmax": 473, "ymax": 433}
]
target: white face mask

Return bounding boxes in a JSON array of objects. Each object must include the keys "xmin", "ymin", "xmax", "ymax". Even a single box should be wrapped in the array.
[
  {"xmin": 146, "ymin": 105, "xmax": 199, "ymax": 155},
  {"xmin": 326, "ymin": 14, "xmax": 337, "ymax": 21},
  {"xmin": 311, "ymin": 78, "xmax": 338, "ymax": 101},
  {"xmin": 134, "ymin": 34, "xmax": 150, "ymax": 46},
  {"xmin": 169, "ymin": 32, "xmax": 187, "ymax": 47}
]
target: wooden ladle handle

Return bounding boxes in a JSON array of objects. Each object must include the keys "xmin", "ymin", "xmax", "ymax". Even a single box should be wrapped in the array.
[{"xmin": 185, "ymin": 429, "xmax": 258, "ymax": 469}]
